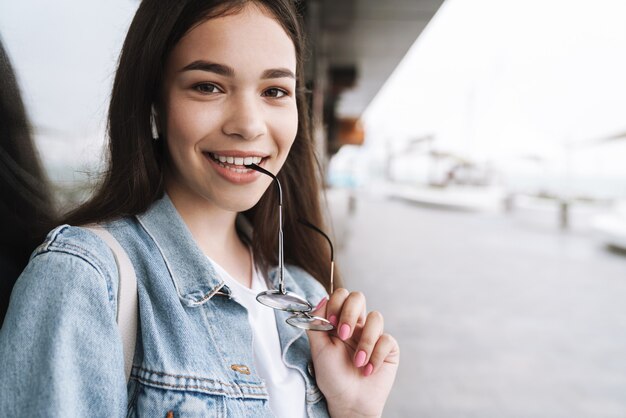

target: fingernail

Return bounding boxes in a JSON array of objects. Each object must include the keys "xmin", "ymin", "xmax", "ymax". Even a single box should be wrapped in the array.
[
  {"xmin": 314, "ymin": 297, "xmax": 328, "ymax": 311},
  {"xmin": 363, "ymin": 363, "xmax": 374, "ymax": 377},
  {"xmin": 338, "ymin": 323, "xmax": 351, "ymax": 340},
  {"xmin": 354, "ymin": 350, "xmax": 366, "ymax": 367},
  {"xmin": 328, "ymin": 315, "xmax": 337, "ymax": 326}
]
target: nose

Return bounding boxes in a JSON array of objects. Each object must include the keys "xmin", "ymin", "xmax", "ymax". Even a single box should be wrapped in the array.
[{"xmin": 222, "ymin": 94, "xmax": 267, "ymax": 141}]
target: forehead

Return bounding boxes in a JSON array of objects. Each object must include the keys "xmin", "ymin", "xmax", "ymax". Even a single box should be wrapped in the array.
[{"xmin": 169, "ymin": 3, "xmax": 297, "ymax": 74}]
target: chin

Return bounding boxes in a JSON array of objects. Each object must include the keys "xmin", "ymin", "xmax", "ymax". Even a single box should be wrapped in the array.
[{"xmin": 214, "ymin": 190, "xmax": 267, "ymax": 213}]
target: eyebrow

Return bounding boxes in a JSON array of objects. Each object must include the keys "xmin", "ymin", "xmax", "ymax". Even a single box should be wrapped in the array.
[
  {"xmin": 261, "ymin": 68, "xmax": 295, "ymax": 80},
  {"xmin": 181, "ymin": 61, "xmax": 233, "ymax": 76},
  {"xmin": 180, "ymin": 60, "xmax": 295, "ymax": 80}
]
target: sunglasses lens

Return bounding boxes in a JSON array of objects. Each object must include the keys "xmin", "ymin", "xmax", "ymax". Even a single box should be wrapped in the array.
[
  {"xmin": 286, "ymin": 313, "xmax": 334, "ymax": 331},
  {"xmin": 256, "ymin": 290, "xmax": 313, "ymax": 312}
]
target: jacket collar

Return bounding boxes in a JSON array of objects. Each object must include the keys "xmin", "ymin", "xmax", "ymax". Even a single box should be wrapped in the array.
[
  {"xmin": 136, "ymin": 194, "xmax": 225, "ymax": 307},
  {"xmin": 135, "ymin": 193, "xmax": 303, "ymax": 307}
]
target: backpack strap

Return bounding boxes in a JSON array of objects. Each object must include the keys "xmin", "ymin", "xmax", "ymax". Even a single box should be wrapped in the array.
[{"xmin": 84, "ymin": 225, "xmax": 138, "ymax": 382}]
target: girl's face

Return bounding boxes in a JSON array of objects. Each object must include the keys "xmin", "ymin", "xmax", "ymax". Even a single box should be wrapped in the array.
[{"xmin": 162, "ymin": 3, "xmax": 298, "ymax": 212}]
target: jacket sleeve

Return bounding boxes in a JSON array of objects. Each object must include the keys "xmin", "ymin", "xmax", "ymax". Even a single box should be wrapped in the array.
[{"xmin": 0, "ymin": 228, "xmax": 127, "ymax": 417}]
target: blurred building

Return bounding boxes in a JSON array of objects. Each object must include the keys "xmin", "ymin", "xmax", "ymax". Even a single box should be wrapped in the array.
[{"xmin": 300, "ymin": 0, "xmax": 443, "ymax": 159}]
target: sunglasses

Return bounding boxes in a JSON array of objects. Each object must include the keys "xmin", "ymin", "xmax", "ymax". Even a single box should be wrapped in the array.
[{"xmin": 246, "ymin": 163, "xmax": 334, "ymax": 331}]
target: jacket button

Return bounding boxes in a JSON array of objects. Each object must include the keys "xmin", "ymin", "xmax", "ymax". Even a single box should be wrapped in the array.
[
  {"xmin": 231, "ymin": 364, "xmax": 251, "ymax": 375},
  {"xmin": 307, "ymin": 361, "xmax": 315, "ymax": 378}
]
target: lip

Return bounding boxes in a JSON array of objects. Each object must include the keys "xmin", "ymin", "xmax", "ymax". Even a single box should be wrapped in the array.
[{"xmin": 202, "ymin": 152, "xmax": 266, "ymax": 184}]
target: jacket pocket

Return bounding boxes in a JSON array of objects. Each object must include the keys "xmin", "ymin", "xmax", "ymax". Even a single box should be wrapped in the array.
[
  {"xmin": 127, "ymin": 367, "xmax": 272, "ymax": 418},
  {"xmin": 128, "ymin": 382, "xmax": 226, "ymax": 418}
]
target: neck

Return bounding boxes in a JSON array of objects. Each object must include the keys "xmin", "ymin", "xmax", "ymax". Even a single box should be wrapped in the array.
[{"xmin": 165, "ymin": 182, "xmax": 252, "ymax": 287}]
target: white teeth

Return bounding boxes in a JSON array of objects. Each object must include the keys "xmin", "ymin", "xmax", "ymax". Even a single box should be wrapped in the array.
[{"xmin": 210, "ymin": 153, "xmax": 265, "ymax": 167}]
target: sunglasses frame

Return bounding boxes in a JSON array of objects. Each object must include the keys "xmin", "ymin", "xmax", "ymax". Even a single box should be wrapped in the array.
[{"xmin": 246, "ymin": 163, "xmax": 335, "ymax": 331}]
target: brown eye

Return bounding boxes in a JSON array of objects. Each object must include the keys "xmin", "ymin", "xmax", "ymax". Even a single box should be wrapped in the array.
[
  {"xmin": 263, "ymin": 88, "xmax": 287, "ymax": 98},
  {"xmin": 194, "ymin": 83, "xmax": 221, "ymax": 94}
]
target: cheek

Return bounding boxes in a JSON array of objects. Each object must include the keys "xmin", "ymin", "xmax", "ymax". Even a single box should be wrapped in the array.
[
  {"xmin": 165, "ymin": 103, "xmax": 219, "ymax": 154},
  {"xmin": 165, "ymin": 121, "xmax": 194, "ymax": 169},
  {"xmin": 166, "ymin": 104, "xmax": 194, "ymax": 142}
]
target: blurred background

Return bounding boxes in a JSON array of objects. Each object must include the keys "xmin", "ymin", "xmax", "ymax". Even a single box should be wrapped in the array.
[{"xmin": 2, "ymin": 0, "xmax": 626, "ymax": 416}]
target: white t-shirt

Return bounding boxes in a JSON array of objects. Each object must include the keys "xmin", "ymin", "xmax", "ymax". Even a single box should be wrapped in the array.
[{"xmin": 207, "ymin": 254, "xmax": 307, "ymax": 418}]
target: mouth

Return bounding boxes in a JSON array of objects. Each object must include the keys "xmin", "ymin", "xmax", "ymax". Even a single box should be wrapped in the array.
[{"xmin": 204, "ymin": 152, "xmax": 268, "ymax": 173}]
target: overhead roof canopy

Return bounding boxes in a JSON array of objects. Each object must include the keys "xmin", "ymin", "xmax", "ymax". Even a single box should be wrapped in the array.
[{"xmin": 317, "ymin": 0, "xmax": 444, "ymax": 118}]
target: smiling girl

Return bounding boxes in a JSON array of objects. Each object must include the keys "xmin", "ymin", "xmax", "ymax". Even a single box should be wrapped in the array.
[{"xmin": 0, "ymin": 1, "xmax": 399, "ymax": 417}]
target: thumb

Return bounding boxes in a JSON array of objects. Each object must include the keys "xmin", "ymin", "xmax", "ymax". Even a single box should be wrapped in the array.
[{"xmin": 305, "ymin": 296, "xmax": 331, "ymax": 353}]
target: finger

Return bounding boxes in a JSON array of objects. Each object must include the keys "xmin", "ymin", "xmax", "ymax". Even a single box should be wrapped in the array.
[
  {"xmin": 306, "ymin": 296, "xmax": 331, "ymax": 352},
  {"xmin": 353, "ymin": 311, "xmax": 384, "ymax": 368},
  {"xmin": 363, "ymin": 333, "xmax": 400, "ymax": 377},
  {"xmin": 325, "ymin": 288, "xmax": 350, "ymax": 328},
  {"xmin": 310, "ymin": 295, "xmax": 329, "ymax": 318},
  {"xmin": 337, "ymin": 291, "xmax": 366, "ymax": 341}
]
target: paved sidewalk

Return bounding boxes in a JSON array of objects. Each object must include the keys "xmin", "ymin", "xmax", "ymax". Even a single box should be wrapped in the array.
[{"xmin": 330, "ymin": 190, "xmax": 626, "ymax": 418}]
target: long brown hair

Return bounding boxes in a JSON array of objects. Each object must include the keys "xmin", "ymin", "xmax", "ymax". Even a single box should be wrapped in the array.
[{"xmin": 63, "ymin": 0, "xmax": 339, "ymax": 291}]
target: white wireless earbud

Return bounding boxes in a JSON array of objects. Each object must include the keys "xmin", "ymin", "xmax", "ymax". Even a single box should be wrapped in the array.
[{"xmin": 150, "ymin": 105, "xmax": 159, "ymax": 140}]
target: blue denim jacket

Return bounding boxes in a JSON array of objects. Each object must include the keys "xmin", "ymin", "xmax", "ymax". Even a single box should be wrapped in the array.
[{"xmin": 0, "ymin": 194, "xmax": 330, "ymax": 417}]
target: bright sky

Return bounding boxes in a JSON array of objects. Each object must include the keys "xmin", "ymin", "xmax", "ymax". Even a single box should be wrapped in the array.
[
  {"xmin": 364, "ymin": 0, "xmax": 626, "ymax": 177},
  {"xmin": 0, "ymin": 0, "xmax": 138, "ymax": 178}
]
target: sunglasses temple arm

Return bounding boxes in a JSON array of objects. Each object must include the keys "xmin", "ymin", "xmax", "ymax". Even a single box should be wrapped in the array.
[
  {"xmin": 278, "ymin": 202, "xmax": 285, "ymax": 293},
  {"xmin": 329, "ymin": 260, "xmax": 334, "ymax": 295},
  {"xmin": 297, "ymin": 218, "xmax": 334, "ymax": 262},
  {"xmin": 297, "ymin": 218, "xmax": 335, "ymax": 294},
  {"xmin": 245, "ymin": 163, "xmax": 286, "ymax": 293}
]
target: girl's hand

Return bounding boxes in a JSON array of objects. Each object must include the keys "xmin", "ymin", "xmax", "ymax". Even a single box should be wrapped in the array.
[{"xmin": 306, "ymin": 289, "xmax": 400, "ymax": 418}]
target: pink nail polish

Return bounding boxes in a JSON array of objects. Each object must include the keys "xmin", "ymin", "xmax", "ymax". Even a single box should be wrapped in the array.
[
  {"xmin": 328, "ymin": 315, "xmax": 337, "ymax": 326},
  {"xmin": 314, "ymin": 297, "xmax": 327, "ymax": 311},
  {"xmin": 354, "ymin": 350, "xmax": 366, "ymax": 367},
  {"xmin": 364, "ymin": 363, "xmax": 374, "ymax": 377},
  {"xmin": 338, "ymin": 323, "xmax": 350, "ymax": 340}
]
